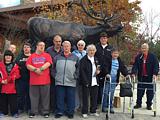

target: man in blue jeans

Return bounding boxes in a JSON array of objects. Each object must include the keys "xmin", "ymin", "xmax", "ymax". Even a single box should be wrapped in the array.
[
  {"xmin": 54, "ymin": 41, "xmax": 79, "ymax": 119},
  {"xmin": 131, "ymin": 43, "xmax": 159, "ymax": 110},
  {"xmin": 46, "ymin": 35, "xmax": 63, "ymax": 113},
  {"xmin": 102, "ymin": 48, "xmax": 128, "ymax": 113}
]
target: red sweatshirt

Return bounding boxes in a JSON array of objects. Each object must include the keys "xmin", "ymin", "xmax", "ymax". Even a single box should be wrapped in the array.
[
  {"xmin": 26, "ymin": 52, "xmax": 52, "ymax": 85},
  {"xmin": 0, "ymin": 62, "xmax": 21, "ymax": 94}
]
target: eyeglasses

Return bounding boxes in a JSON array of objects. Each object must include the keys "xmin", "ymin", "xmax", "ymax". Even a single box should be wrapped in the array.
[{"xmin": 78, "ymin": 44, "xmax": 84, "ymax": 46}]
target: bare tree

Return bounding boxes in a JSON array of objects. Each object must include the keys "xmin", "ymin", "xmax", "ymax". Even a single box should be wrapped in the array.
[{"xmin": 139, "ymin": 10, "xmax": 160, "ymax": 42}]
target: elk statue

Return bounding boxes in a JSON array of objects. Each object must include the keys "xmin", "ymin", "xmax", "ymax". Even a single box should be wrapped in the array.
[{"xmin": 28, "ymin": 0, "xmax": 123, "ymax": 47}]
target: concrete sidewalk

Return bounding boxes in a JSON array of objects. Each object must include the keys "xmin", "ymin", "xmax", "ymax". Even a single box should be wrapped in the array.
[
  {"xmin": 1, "ymin": 82, "xmax": 160, "ymax": 120},
  {"xmin": 1, "ymin": 112, "xmax": 160, "ymax": 120}
]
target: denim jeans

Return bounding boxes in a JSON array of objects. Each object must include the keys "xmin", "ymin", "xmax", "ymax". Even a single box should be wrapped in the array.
[
  {"xmin": 55, "ymin": 85, "xmax": 75, "ymax": 115},
  {"xmin": 102, "ymin": 81, "xmax": 117, "ymax": 111},
  {"xmin": 75, "ymin": 86, "xmax": 82, "ymax": 109}
]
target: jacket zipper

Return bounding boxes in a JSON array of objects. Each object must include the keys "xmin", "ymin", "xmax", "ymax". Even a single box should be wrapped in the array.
[
  {"xmin": 63, "ymin": 58, "xmax": 67, "ymax": 85},
  {"xmin": 102, "ymin": 49, "xmax": 104, "ymax": 55}
]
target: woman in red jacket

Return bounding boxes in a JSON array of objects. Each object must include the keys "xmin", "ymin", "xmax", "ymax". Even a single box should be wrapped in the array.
[{"xmin": 0, "ymin": 50, "xmax": 20, "ymax": 118}]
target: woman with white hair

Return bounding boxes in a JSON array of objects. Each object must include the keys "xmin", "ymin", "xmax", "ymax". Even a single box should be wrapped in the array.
[
  {"xmin": 72, "ymin": 40, "xmax": 86, "ymax": 60},
  {"xmin": 72, "ymin": 40, "xmax": 86, "ymax": 111},
  {"xmin": 79, "ymin": 44, "xmax": 101, "ymax": 118}
]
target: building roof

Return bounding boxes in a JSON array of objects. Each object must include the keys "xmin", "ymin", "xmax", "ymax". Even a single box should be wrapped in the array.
[{"xmin": 0, "ymin": 0, "xmax": 71, "ymax": 13}]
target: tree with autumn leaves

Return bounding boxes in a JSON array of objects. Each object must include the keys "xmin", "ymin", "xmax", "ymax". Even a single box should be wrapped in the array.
[{"xmin": 34, "ymin": 0, "xmax": 142, "ymax": 65}]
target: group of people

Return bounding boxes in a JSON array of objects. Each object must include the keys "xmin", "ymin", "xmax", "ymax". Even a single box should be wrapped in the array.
[{"xmin": 0, "ymin": 32, "xmax": 159, "ymax": 119}]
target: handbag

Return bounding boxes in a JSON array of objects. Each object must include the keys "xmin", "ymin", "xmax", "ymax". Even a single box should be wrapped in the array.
[{"xmin": 119, "ymin": 80, "xmax": 133, "ymax": 97}]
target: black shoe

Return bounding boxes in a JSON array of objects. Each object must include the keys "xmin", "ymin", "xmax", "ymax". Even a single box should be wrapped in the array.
[
  {"xmin": 134, "ymin": 104, "xmax": 141, "ymax": 109},
  {"xmin": 147, "ymin": 106, "xmax": 152, "ymax": 110},
  {"xmin": 29, "ymin": 113, "xmax": 35, "ymax": 118},
  {"xmin": 55, "ymin": 114, "xmax": 62, "ymax": 118},
  {"xmin": 67, "ymin": 114, "xmax": 74, "ymax": 119}
]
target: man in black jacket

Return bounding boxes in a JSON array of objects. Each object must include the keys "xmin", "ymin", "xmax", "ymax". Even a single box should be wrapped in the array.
[
  {"xmin": 95, "ymin": 32, "xmax": 113, "ymax": 105},
  {"xmin": 131, "ymin": 43, "xmax": 159, "ymax": 110}
]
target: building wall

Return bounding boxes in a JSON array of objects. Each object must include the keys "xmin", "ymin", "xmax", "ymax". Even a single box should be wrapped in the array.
[
  {"xmin": 21, "ymin": 0, "xmax": 35, "ymax": 5},
  {"xmin": 0, "ymin": 34, "xmax": 5, "ymax": 54}
]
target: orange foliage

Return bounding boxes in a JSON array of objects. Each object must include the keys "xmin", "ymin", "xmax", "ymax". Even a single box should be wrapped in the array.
[{"xmin": 34, "ymin": 0, "xmax": 141, "ymax": 28}]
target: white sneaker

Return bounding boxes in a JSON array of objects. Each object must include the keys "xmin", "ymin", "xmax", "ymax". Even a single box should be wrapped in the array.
[
  {"xmin": 90, "ymin": 113, "xmax": 99, "ymax": 117},
  {"xmin": 82, "ymin": 114, "xmax": 88, "ymax": 118}
]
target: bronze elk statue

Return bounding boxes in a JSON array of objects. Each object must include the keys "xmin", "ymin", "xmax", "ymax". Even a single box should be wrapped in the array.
[{"xmin": 27, "ymin": 0, "xmax": 123, "ymax": 48}]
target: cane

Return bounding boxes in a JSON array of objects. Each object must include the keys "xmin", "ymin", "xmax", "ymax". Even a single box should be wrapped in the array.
[{"xmin": 104, "ymin": 74, "xmax": 111, "ymax": 120}]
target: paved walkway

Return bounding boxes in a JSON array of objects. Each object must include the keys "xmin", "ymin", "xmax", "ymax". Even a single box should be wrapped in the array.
[
  {"xmin": 1, "ymin": 111, "xmax": 160, "ymax": 120},
  {"xmin": 1, "ymin": 82, "xmax": 160, "ymax": 120}
]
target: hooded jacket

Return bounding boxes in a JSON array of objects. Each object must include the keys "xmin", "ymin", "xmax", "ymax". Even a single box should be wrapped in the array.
[{"xmin": 0, "ymin": 62, "xmax": 20, "ymax": 94}]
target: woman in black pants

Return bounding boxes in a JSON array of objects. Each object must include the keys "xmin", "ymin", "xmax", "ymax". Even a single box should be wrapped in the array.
[{"xmin": 79, "ymin": 44, "xmax": 101, "ymax": 118}]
